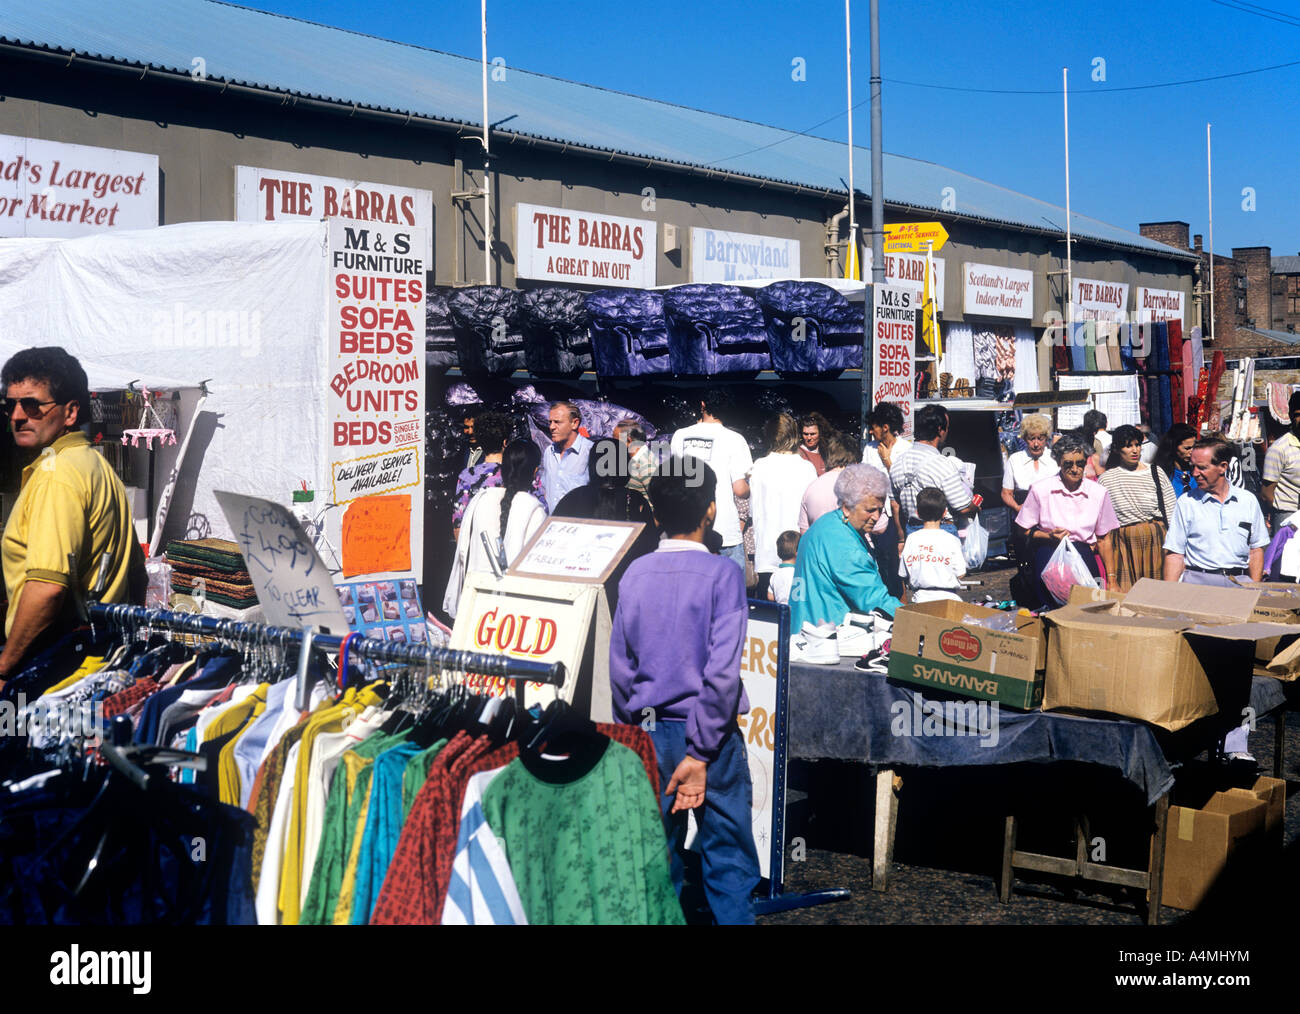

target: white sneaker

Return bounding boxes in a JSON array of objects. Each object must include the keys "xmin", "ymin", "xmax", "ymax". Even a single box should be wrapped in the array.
[
  {"xmin": 835, "ymin": 622, "xmax": 889, "ymax": 657},
  {"xmin": 792, "ymin": 621, "xmax": 839, "ymax": 664}
]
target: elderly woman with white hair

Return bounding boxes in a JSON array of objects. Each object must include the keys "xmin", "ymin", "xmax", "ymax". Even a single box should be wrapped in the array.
[{"xmin": 791, "ymin": 463, "xmax": 902, "ymax": 631}]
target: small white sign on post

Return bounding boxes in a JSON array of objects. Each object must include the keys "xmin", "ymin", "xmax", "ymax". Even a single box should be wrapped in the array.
[
  {"xmin": 215, "ymin": 490, "xmax": 349, "ymax": 633},
  {"xmin": 509, "ymin": 517, "xmax": 645, "ymax": 583},
  {"xmin": 871, "ymin": 284, "xmax": 916, "ymax": 436}
]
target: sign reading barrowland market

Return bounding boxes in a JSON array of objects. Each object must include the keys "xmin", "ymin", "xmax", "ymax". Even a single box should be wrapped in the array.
[
  {"xmin": 0, "ymin": 134, "xmax": 157, "ymax": 237},
  {"xmin": 689, "ymin": 228, "xmax": 800, "ymax": 282},
  {"xmin": 963, "ymin": 262, "xmax": 1034, "ymax": 319},
  {"xmin": 514, "ymin": 202, "xmax": 656, "ymax": 287},
  {"xmin": 1134, "ymin": 286, "xmax": 1186, "ymax": 326}
]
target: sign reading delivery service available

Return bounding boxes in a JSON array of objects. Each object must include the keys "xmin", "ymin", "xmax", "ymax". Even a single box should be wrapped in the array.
[
  {"xmin": 0, "ymin": 134, "xmax": 158, "ymax": 238},
  {"xmin": 327, "ymin": 219, "xmax": 427, "ymax": 581},
  {"xmin": 514, "ymin": 202, "xmax": 656, "ymax": 287},
  {"xmin": 236, "ymin": 166, "xmax": 434, "ymax": 261}
]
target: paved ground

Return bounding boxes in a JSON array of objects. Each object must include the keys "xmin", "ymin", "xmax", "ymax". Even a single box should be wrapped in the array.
[{"xmin": 751, "ymin": 560, "xmax": 1300, "ymax": 926}]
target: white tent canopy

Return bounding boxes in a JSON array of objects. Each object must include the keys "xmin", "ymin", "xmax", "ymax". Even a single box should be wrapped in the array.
[
  {"xmin": 0, "ymin": 337, "xmax": 195, "ymax": 392},
  {"xmin": 0, "ymin": 221, "xmax": 329, "ymax": 545}
]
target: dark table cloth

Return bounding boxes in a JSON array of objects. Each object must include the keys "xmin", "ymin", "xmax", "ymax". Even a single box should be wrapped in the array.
[{"xmin": 788, "ymin": 658, "xmax": 1289, "ymax": 807}]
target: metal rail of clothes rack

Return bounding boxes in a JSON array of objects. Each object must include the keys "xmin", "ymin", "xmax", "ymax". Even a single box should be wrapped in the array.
[{"xmin": 86, "ymin": 603, "xmax": 566, "ymax": 711}]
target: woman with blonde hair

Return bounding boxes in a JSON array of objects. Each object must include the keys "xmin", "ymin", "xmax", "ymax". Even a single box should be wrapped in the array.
[
  {"xmin": 1003, "ymin": 413, "xmax": 1059, "ymax": 576},
  {"xmin": 750, "ymin": 412, "xmax": 818, "ymax": 598},
  {"xmin": 1001, "ymin": 414, "xmax": 1058, "ymax": 511}
]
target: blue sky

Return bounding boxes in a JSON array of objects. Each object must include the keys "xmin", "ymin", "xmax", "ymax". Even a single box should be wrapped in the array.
[{"xmin": 241, "ymin": 0, "xmax": 1300, "ymax": 256}]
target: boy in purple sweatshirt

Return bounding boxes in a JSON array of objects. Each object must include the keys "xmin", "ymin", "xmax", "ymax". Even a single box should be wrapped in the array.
[{"xmin": 609, "ymin": 459, "xmax": 760, "ymax": 924}]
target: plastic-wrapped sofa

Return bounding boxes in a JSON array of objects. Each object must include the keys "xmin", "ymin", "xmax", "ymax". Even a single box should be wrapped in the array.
[{"xmin": 585, "ymin": 288, "xmax": 672, "ymax": 377}]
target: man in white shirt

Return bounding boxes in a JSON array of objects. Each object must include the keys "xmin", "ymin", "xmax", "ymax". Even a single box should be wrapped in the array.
[{"xmin": 670, "ymin": 388, "xmax": 752, "ymax": 572}]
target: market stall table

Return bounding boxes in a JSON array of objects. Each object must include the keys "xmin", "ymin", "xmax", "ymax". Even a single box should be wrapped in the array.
[{"xmin": 787, "ymin": 656, "xmax": 1289, "ymax": 923}]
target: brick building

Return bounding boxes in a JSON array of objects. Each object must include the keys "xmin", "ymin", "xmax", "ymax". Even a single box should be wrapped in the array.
[{"xmin": 1139, "ymin": 222, "xmax": 1300, "ymax": 355}]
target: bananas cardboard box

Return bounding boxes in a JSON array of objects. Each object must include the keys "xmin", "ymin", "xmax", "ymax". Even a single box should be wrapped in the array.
[{"xmin": 886, "ymin": 599, "xmax": 1046, "ymax": 710}]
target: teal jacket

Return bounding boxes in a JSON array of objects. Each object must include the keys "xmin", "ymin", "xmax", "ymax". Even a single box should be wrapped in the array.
[{"xmin": 790, "ymin": 509, "xmax": 901, "ymax": 630}]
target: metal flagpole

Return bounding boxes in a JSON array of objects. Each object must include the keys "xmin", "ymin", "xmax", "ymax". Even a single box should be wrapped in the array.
[
  {"xmin": 482, "ymin": 0, "xmax": 492, "ymax": 286},
  {"xmin": 845, "ymin": 0, "xmax": 857, "ymax": 280},
  {"xmin": 1063, "ymin": 67, "xmax": 1073, "ymax": 332},
  {"xmin": 1207, "ymin": 123, "xmax": 1215, "ymax": 343}
]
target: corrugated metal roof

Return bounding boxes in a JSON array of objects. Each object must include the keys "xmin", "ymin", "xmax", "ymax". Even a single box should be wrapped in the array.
[
  {"xmin": 0, "ymin": 0, "xmax": 1193, "ymax": 260},
  {"xmin": 1237, "ymin": 326, "xmax": 1300, "ymax": 346},
  {"xmin": 1272, "ymin": 256, "xmax": 1300, "ymax": 274}
]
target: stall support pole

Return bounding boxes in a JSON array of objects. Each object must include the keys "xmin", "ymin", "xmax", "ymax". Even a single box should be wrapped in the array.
[
  {"xmin": 294, "ymin": 625, "xmax": 317, "ymax": 712},
  {"xmin": 871, "ymin": 768, "xmax": 901, "ymax": 892}
]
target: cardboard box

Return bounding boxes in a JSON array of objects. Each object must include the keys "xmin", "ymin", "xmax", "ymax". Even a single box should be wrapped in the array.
[
  {"xmin": 886, "ymin": 599, "xmax": 1046, "ymax": 709},
  {"xmin": 1160, "ymin": 791, "xmax": 1267, "ymax": 911},
  {"xmin": 1043, "ymin": 579, "xmax": 1300, "ymax": 730},
  {"xmin": 1225, "ymin": 776, "xmax": 1286, "ymax": 842}
]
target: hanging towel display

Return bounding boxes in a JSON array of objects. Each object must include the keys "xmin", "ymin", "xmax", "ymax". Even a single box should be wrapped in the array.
[
  {"xmin": 1012, "ymin": 326, "xmax": 1039, "ymax": 395},
  {"xmin": 1167, "ymin": 321, "xmax": 1185, "ymax": 425}
]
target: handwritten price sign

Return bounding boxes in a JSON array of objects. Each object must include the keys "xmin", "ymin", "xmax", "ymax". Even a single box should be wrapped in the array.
[{"xmin": 215, "ymin": 490, "xmax": 350, "ymax": 632}]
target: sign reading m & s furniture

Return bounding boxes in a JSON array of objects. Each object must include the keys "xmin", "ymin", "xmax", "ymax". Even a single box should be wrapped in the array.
[{"xmin": 514, "ymin": 202, "xmax": 656, "ymax": 287}]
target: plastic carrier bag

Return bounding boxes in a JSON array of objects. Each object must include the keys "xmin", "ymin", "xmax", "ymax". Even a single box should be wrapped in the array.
[
  {"xmin": 1040, "ymin": 538, "xmax": 1098, "ymax": 606},
  {"xmin": 963, "ymin": 514, "xmax": 989, "ymax": 570}
]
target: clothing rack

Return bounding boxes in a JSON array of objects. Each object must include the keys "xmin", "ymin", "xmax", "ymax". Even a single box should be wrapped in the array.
[{"xmin": 86, "ymin": 603, "xmax": 566, "ymax": 711}]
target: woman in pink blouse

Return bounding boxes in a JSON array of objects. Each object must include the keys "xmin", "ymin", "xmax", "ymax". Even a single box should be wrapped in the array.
[{"xmin": 1015, "ymin": 433, "xmax": 1119, "ymax": 608}]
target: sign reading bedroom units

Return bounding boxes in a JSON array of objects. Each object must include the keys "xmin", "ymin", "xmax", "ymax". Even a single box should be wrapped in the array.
[
  {"xmin": 0, "ymin": 134, "xmax": 158, "ymax": 237},
  {"xmin": 514, "ymin": 202, "xmax": 656, "ymax": 287}
]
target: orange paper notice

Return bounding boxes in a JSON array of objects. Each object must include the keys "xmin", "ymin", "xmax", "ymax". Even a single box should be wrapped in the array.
[{"xmin": 342, "ymin": 494, "xmax": 412, "ymax": 577}]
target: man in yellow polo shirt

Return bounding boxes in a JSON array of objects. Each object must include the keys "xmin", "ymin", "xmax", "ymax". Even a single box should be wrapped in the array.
[{"xmin": 0, "ymin": 347, "xmax": 144, "ymax": 688}]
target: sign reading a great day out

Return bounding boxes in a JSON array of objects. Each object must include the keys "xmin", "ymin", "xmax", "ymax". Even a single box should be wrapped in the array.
[
  {"xmin": 871, "ymin": 284, "xmax": 916, "ymax": 436},
  {"xmin": 514, "ymin": 202, "xmax": 656, "ymax": 288},
  {"xmin": 326, "ymin": 219, "xmax": 427, "ymax": 580},
  {"xmin": 0, "ymin": 134, "xmax": 158, "ymax": 238}
]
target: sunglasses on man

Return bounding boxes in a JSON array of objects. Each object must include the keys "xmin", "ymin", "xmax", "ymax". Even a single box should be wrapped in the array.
[{"xmin": 1, "ymin": 397, "xmax": 62, "ymax": 418}]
